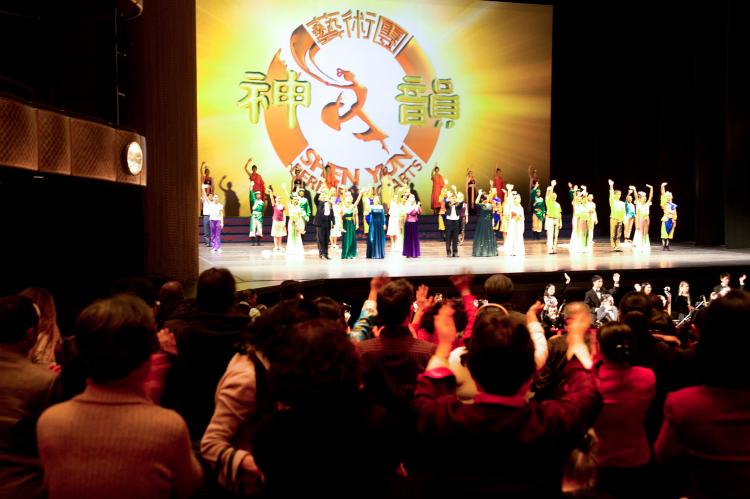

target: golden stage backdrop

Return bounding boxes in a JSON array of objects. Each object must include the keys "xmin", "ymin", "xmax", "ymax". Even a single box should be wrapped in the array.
[{"xmin": 197, "ymin": 0, "xmax": 552, "ymax": 216}]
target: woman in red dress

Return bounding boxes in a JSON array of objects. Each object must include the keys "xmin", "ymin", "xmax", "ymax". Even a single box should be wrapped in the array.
[{"xmin": 430, "ymin": 165, "xmax": 445, "ymax": 214}]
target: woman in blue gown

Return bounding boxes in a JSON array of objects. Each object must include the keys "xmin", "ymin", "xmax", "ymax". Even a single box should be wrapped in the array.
[
  {"xmin": 472, "ymin": 190, "xmax": 498, "ymax": 257},
  {"xmin": 366, "ymin": 196, "xmax": 386, "ymax": 259}
]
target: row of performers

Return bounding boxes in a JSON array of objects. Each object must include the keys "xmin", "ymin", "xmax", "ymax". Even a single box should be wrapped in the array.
[{"xmin": 234, "ymin": 178, "xmax": 679, "ymax": 257}]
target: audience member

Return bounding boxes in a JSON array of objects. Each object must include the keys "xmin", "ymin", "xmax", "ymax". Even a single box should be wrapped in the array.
[
  {"xmin": 156, "ymin": 280, "xmax": 184, "ymax": 328},
  {"xmin": 412, "ymin": 301, "xmax": 602, "ymax": 497},
  {"xmin": 593, "ymin": 322, "xmax": 656, "ymax": 498},
  {"xmin": 584, "ymin": 273, "xmax": 620, "ymax": 312},
  {"xmin": 484, "ymin": 273, "xmax": 514, "ymax": 309},
  {"xmin": 19, "ymin": 287, "xmax": 62, "ymax": 366},
  {"xmin": 253, "ymin": 319, "xmax": 402, "ymax": 499},
  {"xmin": 162, "ymin": 268, "xmax": 249, "ymax": 439},
  {"xmin": 655, "ymin": 290, "xmax": 750, "ymax": 498},
  {"xmin": 37, "ymin": 294, "xmax": 202, "ymax": 499},
  {"xmin": 0, "ymin": 295, "xmax": 61, "ymax": 499}
]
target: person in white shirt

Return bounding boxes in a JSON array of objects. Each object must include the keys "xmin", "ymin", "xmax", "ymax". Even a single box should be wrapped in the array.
[{"xmin": 202, "ymin": 189, "xmax": 224, "ymax": 253}]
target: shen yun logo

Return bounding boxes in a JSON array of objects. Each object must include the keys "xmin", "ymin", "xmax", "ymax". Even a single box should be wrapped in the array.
[{"xmin": 238, "ymin": 9, "xmax": 460, "ymax": 190}]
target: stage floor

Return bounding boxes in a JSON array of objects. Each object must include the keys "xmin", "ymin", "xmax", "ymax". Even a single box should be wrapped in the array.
[{"xmin": 199, "ymin": 239, "xmax": 750, "ymax": 290}]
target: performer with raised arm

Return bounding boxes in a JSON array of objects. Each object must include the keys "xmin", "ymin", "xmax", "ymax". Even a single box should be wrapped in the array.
[
  {"xmin": 430, "ymin": 165, "xmax": 445, "ymax": 214},
  {"xmin": 341, "ymin": 189, "xmax": 363, "ymax": 259},
  {"xmin": 530, "ymin": 180, "xmax": 546, "ymax": 239},
  {"xmin": 314, "ymin": 186, "xmax": 334, "ymax": 259},
  {"xmin": 443, "ymin": 190, "xmax": 463, "ymax": 257},
  {"xmin": 248, "ymin": 181, "xmax": 264, "ymax": 246},
  {"xmin": 201, "ymin": 186, "xmax": 224, "ymax": 253},
  {"xmin": 608, "ymin": 180, "xmax": 625, "ymax": 252},
  {"xmin": 330, "ymin": 187, "xmax": 343, "ymax": 250},
  {"xmin": 492, "ymin": 163, "xmax": 506, "ymax": 202},
  {"xmin": 545, "ymin": 181, "xmax": 562, "ymax": 254},
  {"xmin": 466, "ymin": 169, "xmax": 477, "ymax": 215},
  {"xmin": 386, "ymin": 189, "xmax": 402, "ymax": 252},
  {"xmin": 267, "ymin": 185, "xmax": 287, "ymax": 252},
  {"xmin": 402, "ymin": 194, "xmax": 422, "ymax": 258},
  {"xmin": 660, "ymin": 182, "xmax": 677, "ymax": 251},
  {"xmin": 624, "ymin": 186, "xmax": 636, "ymax": 244},
  {"xmin": 243, "ymin": 158, "xmax": 265, "ymax": 208},
  {"xmin": 286, "ymin": 191, "xmax": 305, "ymax": 256},
  {"xmin": 472, "ymin": 189, "xmax": 498, "ymax": 257},
  {"xmin": 632, "ymin": 183, "xmax": 654, "ymax": 252},
  {"xmin": 200, "ymin": 162, "xmax": 213, "ymax": 247}
]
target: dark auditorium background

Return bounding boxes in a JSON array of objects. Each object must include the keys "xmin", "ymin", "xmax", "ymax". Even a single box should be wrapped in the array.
[{"xmin": 1, "ymin": 0, "xmax": 749, "ymax": 324}]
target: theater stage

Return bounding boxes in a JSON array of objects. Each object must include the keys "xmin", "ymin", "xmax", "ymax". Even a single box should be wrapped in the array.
[{"xmin": 199, "ymin": 239, "xmax": 750, "ymax": 291}]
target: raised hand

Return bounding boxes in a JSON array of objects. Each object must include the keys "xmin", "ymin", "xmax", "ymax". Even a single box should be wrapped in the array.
[
  {"xmin": 551, "ymin": 180, "xmax": 557, "ymax": 187},
  {"xmin": 608, "ymin": 179, "xmax": 614, "ymax": 186}
]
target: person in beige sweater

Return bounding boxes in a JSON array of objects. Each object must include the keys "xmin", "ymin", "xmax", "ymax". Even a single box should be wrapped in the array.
[{"xmin": 37, "ymin": 294, "xmax": 202, "ymax": 499}]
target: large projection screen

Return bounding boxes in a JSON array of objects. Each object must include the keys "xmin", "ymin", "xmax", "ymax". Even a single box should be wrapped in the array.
[{"xmin": 197, "ymin": 0, "xmax": 552, "ymax": 216}]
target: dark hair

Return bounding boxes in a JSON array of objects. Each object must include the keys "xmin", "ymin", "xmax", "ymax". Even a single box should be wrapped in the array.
[
  {"xmin": 377, "ymin": 279, "xmax": 414, "ymax": 328},
  {"xmin": 467, "ymin": 310, "xmax": 535, "ymax": 396},
  {"xmin": 279, "ymin": 280, "xmax": 302, "ymax": 301},
  {"xmin": 544, "ymin": 283, "xmax": 556, "ymax": 296},
  {"xmin": 698, "ymin": 290, "xmax": 750, "ymax": 388},
  {"xmin": 648, "ymin": 293, "xmax": 665, "ymax": 311},
  {"xmin": 75, "ymin": 294, "xmax": 157, "ymax": 382},
  {"xmin": 269, "ymin": 319, "xmax": 360, "ymax": 407},
  {"xmin": 419, "ymin": 299, "xmax": 468, "ymax": 337},
  {"xmin": 197, "ymin": 268, "xmax": 236, "ymax": 313},
  {"xmin": 619, "ymin": 291, "xmax": 652, "ymax": 318},
  {"xmin": 597, "ymin": 322, "xmax": 633, "ymax": 364},
  {"xmin": 0, "ymin": 295, "xmax": 39, "ymax": 344},
  {"xmin": 484, "ymin": 274, "xmax": 514, "ymax": 306},
  {"xmin": 246, "ymin": 299, "xmax": 320, "ymax": 357},
  {"xmin": 313, "ymin": 296, "xmax": 347, "ymax": 328},
  {"xmin": 720, "ymin": 272, "xmax": 730, "ymax": 280},
  {"xmin": 591, "ymin": 275, "xmax": 603, "ymax": 284},
  {"xmin": 112, "ymin": 277, "xmax": 157, "ymax": 307}
]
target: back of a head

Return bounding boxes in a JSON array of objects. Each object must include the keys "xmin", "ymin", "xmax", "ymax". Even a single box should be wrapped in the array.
[
  {"xmin": 468, "ymin": 310, "xmax": 535, "ymax": 396},
  {"xmin": 197, "ymin": 268, "xmax": 236, "ymax": 313},
  {"xmin": 484, "ymin": 274, "xmax": 514, "ymax": 306},
  {"xmin": 377, "ymin": 279, "xmax": 414, "ymax": 328},
  {"xmin": 597, "ymin": 322, "xmax": 634, "ymax": 364},
  {"xmin": 0, "ymin": 295, "xmax": 39, "ymax": 344},
  {"xmin": 158, "ymin": 281, "xmax": 184, "ymax": 306},
  {"xmin": 249, "ymin": 298, "xmax": 320, "ymax": 357},
  {"xmin": 279, "ymin": 280, "xmax": 302, "ymax": 301},
  {"xmin": 699, "ymin": 290, "xmax": 750, "ymax": 388},
  {"xmin": 420, "ymin": 299, "xmax": 468, "ymax": 336},
  {"xmin": 312, "ymin": 296, "xmax": 346, "ymax": 328},
  {"xmin": 75, "ymin": 294, "xmax": 157, "ymax": 383},
  {"xmin": 18, "ymin": 287, "xmax": 57, "ymax": 323},
  {"xmin": 112, "ymin": 277, "xmax": 157, "ymax": 307},
  {"xmin": 619, "ymin": 291, "xmax": 652, "ymax": 318},
  {"xmin": 270, "ymin": 319, "xmax": 360, "ymax": 408}
]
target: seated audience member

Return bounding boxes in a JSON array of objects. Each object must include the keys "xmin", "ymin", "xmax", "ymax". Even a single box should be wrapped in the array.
[
  {"xmin": 18, "ymin": 287, "xmax": 61, "ymax": 366},
  {"xmin": 313, "ymin": 296, "xmax": 348, "ymax": 330},
  {"xmin": 37, "ymin": 294, "xmax": 202, "ymax": 499},
  {"xmin": 412, "ymin": 302, "xmax": 601, "ymax": 497},
  {"xmin": 162, "ymin": 268, "xmax": 249, "ymax": 439},
  {"xmin": 484, "ymin": 273, "xmax": 515, "ymax": 309},
  {"xmin": 595, "ymin": 293, "xmax": 619, "ymax": 324},
  {"xmin": 156, "ymin": 280, "xmax": 184, "ymax": 328},
  {"xmin": 655, "ymin": 290, "xmax": 750, "ymax": 498},
  {"xmin": 593, "ymin": 323, "xmax": 656, "ymax": 498},
  {"xmin": 253, "ymin": 319, "xmax": 402, "ymax": 499},
  {"xmin": 0, "ymin": 295, "xmax": 61, "ymax": 499},
  {"xmin": 357, "ymin": 279, "xmax": 436, "ymax": 425},
  {"xmin": 201, "ymin": 300, "xmax": 320, "ymax": 495}
]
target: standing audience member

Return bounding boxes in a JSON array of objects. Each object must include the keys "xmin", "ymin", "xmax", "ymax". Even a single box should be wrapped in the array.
[
  {"xmin": 594, "ymin": 322, "xmax": 656, "ymax": 498},
  {"xmin": 655, "ymin": 290, "xmax": 750, "ymax": 498},
  {"xmin": 412, "ymin": 303, "xmax": 602, "ymax": 497},
  {"xmin": 0, "ymin": 295, "xmax": 60, "ymax": 499},
  {"xmin": 162, "ymin": 268, "xmax": 249, "ymax": 440},
  {"xmin": 253, "ymin": 319, "xmax": 402, "ymax": 499},
  {"xmin": 37, "ymin": 294, "xmax": 202, "ymax": 499},
  {"xmin": 584, "ymin": 273, "xmax": 620, "ymax": 312}
]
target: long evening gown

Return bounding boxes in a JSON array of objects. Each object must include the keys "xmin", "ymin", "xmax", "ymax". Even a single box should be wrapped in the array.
[
  {"xmin": 472, "ymin": 204, "xmax": 498, "ymax": 257},
  {"xmin": 366, "ymin": 205, "xmax": 386, "ymax": 259},
  {"xmin": 341, "ymin": 207, "xmax": 357, "ymax": 259}
]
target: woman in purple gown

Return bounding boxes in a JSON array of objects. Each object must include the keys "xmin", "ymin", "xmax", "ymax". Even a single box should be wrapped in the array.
[{"xmin": 402, "ymin": 195, "xmax": 422, "ymax": 258}]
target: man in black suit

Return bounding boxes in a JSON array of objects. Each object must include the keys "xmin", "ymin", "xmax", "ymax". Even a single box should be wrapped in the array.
[
  {"xmin": 583, "ymin": 273, "xmax": 620, "ymax": 312},
  {"xmin": 444, "ymin": 191, "xmax": 463, "ymax": 257},
  {"xmin": 314, "ymin": 188, "xmax": 334, "ymax": 259}
]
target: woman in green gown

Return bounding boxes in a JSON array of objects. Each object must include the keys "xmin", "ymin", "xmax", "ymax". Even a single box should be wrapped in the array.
[
  {"xmin": 341, "ymin": 190, "xmax": 362, "ymax": 259},
  {"xmin": 472, "ymin": 190, "xmax": 498, "ymax": 257}
]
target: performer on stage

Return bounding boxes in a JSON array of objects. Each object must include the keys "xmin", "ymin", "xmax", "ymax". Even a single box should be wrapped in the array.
[
  {"xmin": 295, "ymin": 187, "xmax": 311, "ymax": 234},
  {"xmin": 361, "ymin": 186, "xmax": 373, "ymax": 236},
  {"xmin": 248, "ymin": 181, "xmax": 264, "ymax": 245},
  {"xmin": 437, "ymin": 184, "xmax": 450, "ymax": 240},
  {"xmin": 200, "ymin": 162, "xmax": 213, "ymax": 247},
  {"xmin": 503, "ymin": 186, "xmax": 525, "ymax": 256},
  {"xmin": 267, "ymin": 185, "xmax": 287, "ymax": 252},
  {"xmin": 466, "ymin": 169, "xmax": 477, "ymax": 215},
  {"xmin": 291, "ymin": 166, "xmax": 313, "ymax": 218},
  {"xmin": 366, "ymin": 196, "xmax": 386, "ymax": 259},
  {"xmin": 444, "ymin": 191, "xmax": 463, "ymax": 257},
  {"xmin": 527, "ymin": 165, "xmax": 539, "ymax": 215},
  {"xmin": 457, "ymin": 192, "xmax": 468, "ymax": 245},
  {"xmin": 380, "ymin": 170, "xmax": 394, "ymax": 210},
  {"xmin": 243, "ymin": 158, "xmax": 265, "ymax": 207},
  {"xmin": 386, "ymin": 191, "xmax": 402, "ymax": 252},
  {"xmin": 530, "ymin": 181, "xmax": 546, "ymax": 239},
  {"xmin": 314, "ymin": 187, "xmax": 334, "ymax": 259},
  {"xmin": 545, "ymin": 181, "xmax": 562, "ymax": 254},
  {"xmin": 586, "ymin": 193, "xmax": 598, "ymax": 253},
  {"xmin": 402, "ymin": 195, "xmax": 422, "ymax": 258},
  {"xmin": 341, "ymin": 190, "xmax": 362, "ymax": 259},
  {"xmin": 660, "ymin": 182, "xmax": 677, "ymax": 251},
  {"xmin": 632, "ymin": 183, "xmax": 653, "ymax": 252},
  {"xmin": 472, "ymin": 189, "xmax": 498, "ymax": 257},
  {"xmin": 323, "ymin": 163, "xmax": 338, "ymax": 189},
  {"xmin": 201, "ymin": 188, "xmax": 224, "ymax": 253},
  {"xmin": 286, "ymin": 193, "xmax": 305, "ymax": 256},
  {"xmin": 569, "ymin": 186, "xmax": 588, "ymax": 253},
  {"xmin": 492, "ymin": 165, "xmax": 506, "ymax": 202},
  {"xmin": 430, "ymin": 165, "xmax": 445, "ymax": 214},
  {"xmin": 330, "ymin": 187, "xmax": 343, "ymax": 250},
  {"xmin": 608, "ymin": 180, "xmax": 625, "ymax": 252},
  {"xmin": 624, "ymin": 187, "xmax": 636, "ymax": 244},
  {"xmin": 497, "ymin": 186, "xmax": 509, "ymax": 240}
]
